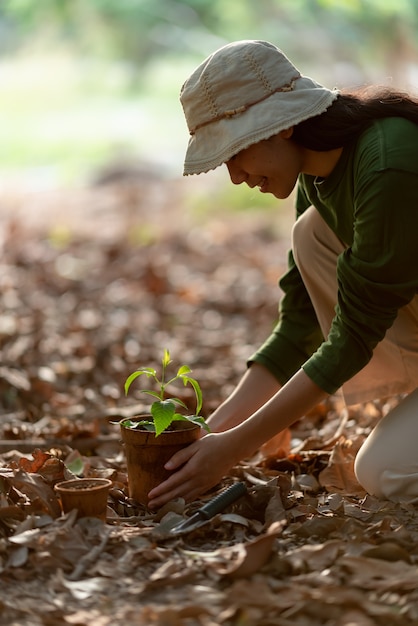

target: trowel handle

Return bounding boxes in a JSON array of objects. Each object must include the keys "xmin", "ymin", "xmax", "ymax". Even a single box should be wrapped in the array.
[{"xmin": 199, "ymin": 482, "xmax": 247, "ymax": 519}]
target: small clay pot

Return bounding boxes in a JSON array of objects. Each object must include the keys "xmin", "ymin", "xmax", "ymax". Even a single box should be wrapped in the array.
[
  {"xmin": 55, "ymin": 477, "xmax": 112, "ymax": 521},
  {"xmin": 120, "ymin": 417, "xmax": 201, "ymax": 506}
]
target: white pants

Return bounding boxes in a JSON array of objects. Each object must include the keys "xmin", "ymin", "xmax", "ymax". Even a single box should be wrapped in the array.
[{"xmin": 292, "ymin": 207, "xmax": 418, "ymax": 502}]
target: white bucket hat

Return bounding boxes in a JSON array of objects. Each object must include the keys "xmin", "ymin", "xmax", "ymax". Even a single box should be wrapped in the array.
[{"xmin": 180, "ymin": 40, "xmax": 339, "ymax": 175}]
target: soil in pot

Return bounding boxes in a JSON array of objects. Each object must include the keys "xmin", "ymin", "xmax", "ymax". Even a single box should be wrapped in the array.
[
  {"xmin": 120, "ymin": 418, "xmax": 201, "ymax": 506},
  {"xmin": 55, "ymin": 477, "xmax": 112, "ymax": 521}
]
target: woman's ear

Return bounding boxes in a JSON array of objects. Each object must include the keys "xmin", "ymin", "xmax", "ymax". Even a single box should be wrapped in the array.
[{"xmin": 279, "ymin": 127, "xmax": 294, "ymax": 139}]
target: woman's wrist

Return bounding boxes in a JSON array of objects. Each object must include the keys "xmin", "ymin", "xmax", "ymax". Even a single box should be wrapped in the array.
[{"xmin": 207, "ymin": 362, "xmax": 281, "ymax": 432}]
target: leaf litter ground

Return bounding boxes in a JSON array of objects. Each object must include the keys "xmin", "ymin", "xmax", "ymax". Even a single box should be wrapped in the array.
[{"xmin": 0, "ymin": 174, "xmax": 418, "ymax": 626}]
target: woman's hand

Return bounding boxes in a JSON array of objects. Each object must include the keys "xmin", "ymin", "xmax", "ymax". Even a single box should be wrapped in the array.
[
  {"xmin": 148, "ymin": 369, "xmax": 327, "ymax": 509},
  {"xmin": 147, "ymin": 431, "xmax": 241, "ymax": 509}
]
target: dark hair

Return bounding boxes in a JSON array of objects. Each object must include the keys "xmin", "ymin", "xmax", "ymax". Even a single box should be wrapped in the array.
[{"xmin": 292, "ymin": 87, "xmax": 418, "ymax": 151}]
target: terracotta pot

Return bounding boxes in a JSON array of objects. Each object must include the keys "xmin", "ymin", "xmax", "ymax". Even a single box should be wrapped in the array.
[
  {"xmin": 120, "ymin": 418, "xmax": 201, "ymax": 506},
  {"xmin": 55, "ymin": 478, "xmax": 112, "ymax": 521}
]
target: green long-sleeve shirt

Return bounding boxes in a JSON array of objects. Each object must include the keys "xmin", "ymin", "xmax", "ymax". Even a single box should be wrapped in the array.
[{"xmin": 251, "ymin": 117, "xmax": 418, "ymax": 394}]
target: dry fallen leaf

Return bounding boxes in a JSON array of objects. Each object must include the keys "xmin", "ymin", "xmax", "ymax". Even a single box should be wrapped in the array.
[
  {"xmin": 213, "ymin": 520, "xmax": 286, "ymax": 578},
  {"xmin": 0, "ymin": 178, "xmax": 416, "ymax": 625},
  {"xmin": 257, "ymin": 427, "xmax": 292, "ymax": 460},
  {"xmin": 318, "ymin": 435, "xmax": 366, "ymax": 496}
]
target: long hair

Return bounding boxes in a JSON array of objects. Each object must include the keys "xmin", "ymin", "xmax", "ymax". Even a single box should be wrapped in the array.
[{"xmin": 292, "ymin": 86, "xmax": 418, "ymax": 151}]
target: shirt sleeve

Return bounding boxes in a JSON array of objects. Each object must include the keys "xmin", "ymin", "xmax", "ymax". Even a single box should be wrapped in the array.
[
  {"xmin": 303, "ymin": 169, "xmax": 418, "ymax": 393},
  {"xmin": 250, "ymin": 167, "xmax": 418, "ymax": 395}
]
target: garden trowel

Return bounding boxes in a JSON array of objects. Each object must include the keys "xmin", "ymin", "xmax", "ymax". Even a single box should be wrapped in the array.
[{"xmin": 170, "ymin": 481, "xmax": 248, "ymax": 535}]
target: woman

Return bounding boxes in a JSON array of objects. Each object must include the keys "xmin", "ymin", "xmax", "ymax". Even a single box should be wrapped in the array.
[{"xmin": 148, "ymin": 40, "xmax": 418, "ymax": 509}]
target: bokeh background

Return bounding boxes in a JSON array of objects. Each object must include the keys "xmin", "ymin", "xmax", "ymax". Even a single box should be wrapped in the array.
[
  {"xmin": 2, "ymin": 7, "xmax": 418, "ymax": 622},
  {"xmin": 2, "ymin": 0, "xmax": 418, "ymax": 391},
  {"xmin": 1, "ymin": 0, "xmax": 418, "ymax": 200},
  {"xmin": 1, "ymin": 0, "xmax": 418, "ymax": 399}
]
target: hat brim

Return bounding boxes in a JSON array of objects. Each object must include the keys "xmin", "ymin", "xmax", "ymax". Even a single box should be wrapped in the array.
[{"xmin": 183, "ymin": 78, "xmax": 338, "ymax": 176}]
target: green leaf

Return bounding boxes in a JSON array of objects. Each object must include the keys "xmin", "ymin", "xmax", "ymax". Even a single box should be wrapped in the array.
[
  {"xmin": 172, "ymin": 413, "xmax": 190, "ymax": 422},
  {"xmin": 181, "ymin": 375, "xmax": 203, "ymax": 415},
  {"xmin": 135, "ymin": 421, "xmax": 155, "ymax": 432},
  {"xmin": 142, "ymin": 390, "xmax": 163, "ymax": 401},
  {"xmin": 169, "ymin": 396, "xmax": 188, "ymax": 410},
  {"xmin": 177, "ymin": 364, "xmax": 191, "ymax": 376},
  {"xmin": 151, "ymin": 399, "xmax": 176, "ymax": 437},
  {"xmin": 124, "ymin": 368, "xmax": 156, "ymax": 395},
  {"xmin": 65, "ymin": 455, "xmax": 85, "ymax": 476},
  {"xmin": 188, "ymin": 415, "xmax": 211, "ymax": 432},
  {"xmin": 120, "ymin": 418, "xmax": 155, "ymax": 431},
  {"xmin": 162, "ymin": 349, "xmax": 171, "ymax": 369},
  {"xmin": 138, "ymin": 367, "xmax": 157, "ymax": 375},
  {"xmin": 171, "ymin": 414, "xmax": 210, "ymax": 432}
]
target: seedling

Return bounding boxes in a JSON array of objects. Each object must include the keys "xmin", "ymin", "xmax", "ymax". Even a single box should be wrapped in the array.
[{"xmin": 121, "ymin": 349, "xmax": 210, "ymax": 437}]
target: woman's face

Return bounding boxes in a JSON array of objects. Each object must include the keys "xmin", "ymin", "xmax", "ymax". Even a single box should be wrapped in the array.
[{"xmin": 225, "ymin": 129, "xmax": 303, "ymax": 200}]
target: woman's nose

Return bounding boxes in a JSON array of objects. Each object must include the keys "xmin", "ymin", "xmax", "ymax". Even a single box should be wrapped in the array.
[{"xmin": 226, "ymin": 161, "xmax": 247, "ymax": 185}]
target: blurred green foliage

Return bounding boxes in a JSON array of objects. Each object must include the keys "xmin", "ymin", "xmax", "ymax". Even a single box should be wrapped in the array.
[
  {"xmin": 2, "ymin": 0, "xmax": 418, "ymax": 72},
  {"xmin": 1, "ymin": 0, "xmax": 418, "ymax": 184}
]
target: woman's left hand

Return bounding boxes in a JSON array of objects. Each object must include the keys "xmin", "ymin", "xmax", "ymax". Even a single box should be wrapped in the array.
[{"xmin": 147, "ymin": 431, "xmax": 240, "ymax": 509}]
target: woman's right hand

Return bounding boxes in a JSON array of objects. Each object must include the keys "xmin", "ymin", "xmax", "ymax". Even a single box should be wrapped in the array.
[{"xmin": 147, "ymin": 430, "xmax": 243, "ymax": 508}]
